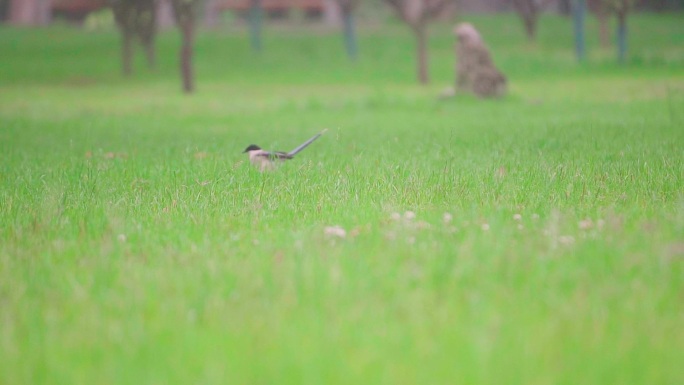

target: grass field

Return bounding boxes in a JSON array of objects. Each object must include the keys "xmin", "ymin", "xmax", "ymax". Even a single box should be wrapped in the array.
[{"xmin": 1, "ymin": 12, "xmax": 683, "ymax": 385}]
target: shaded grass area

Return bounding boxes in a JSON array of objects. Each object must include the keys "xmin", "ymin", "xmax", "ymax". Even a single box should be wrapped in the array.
[{"xmin": 1, "ymin": 13, "xmax": 683, "ymax": 385}]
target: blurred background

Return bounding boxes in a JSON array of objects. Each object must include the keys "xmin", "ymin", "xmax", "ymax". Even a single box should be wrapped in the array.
[
  {"xmin": 2, "ymin": 1, "xmax": 683, "ymax": 27},
  {"xmin": 2, "ymin": 0, "xmax": 682, "ymax": 94}
]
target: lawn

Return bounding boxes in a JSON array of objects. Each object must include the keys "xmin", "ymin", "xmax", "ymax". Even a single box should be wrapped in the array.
[{"xmin": 0, "ymin": 12, "xmax": 683, "ymax": 385}]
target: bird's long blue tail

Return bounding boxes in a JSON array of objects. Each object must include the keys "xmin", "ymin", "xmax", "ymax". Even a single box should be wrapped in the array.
[{"xmin": 287, "ymin": 129, "xmax": 328, "ymax": 156}]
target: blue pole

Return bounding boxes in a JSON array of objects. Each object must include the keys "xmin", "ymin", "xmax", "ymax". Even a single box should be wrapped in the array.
[
  {"xmin": 249, "ymin": 0, "xmax": 262, "ymax": 53},
  {"xmin": 617, "ymin": 12, "xmax": 627, "ymax": 64},
  {"xmin": 343, "ymin": 11, "xmax": 358, "ymax": 61}
]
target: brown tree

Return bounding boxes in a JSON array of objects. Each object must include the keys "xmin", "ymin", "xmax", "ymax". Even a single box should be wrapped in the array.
[
  {"xmin": 510, "ymin": 0, "xmax": 553, "ymax": 42},
  {"xmin": 385, "ymin": 0, "xmax": 452, "ymax": 84},
  {"xmin": 588, "ymin": 0, "xmax": 610, "ymax": 48},
  {"xmin": 605, "ymin": 0, "xmax": 634, "ymax": 63},
  {"xmin": 109, "ymin": 0, "xmax": 198, "ymax": 93},
  {"xmin": 109, "ymin": 0, "xmax": 157, "ymax": 75},
  {"xmin": 170, "ymin": 0, "xmax": 199, "ymax": 93}
]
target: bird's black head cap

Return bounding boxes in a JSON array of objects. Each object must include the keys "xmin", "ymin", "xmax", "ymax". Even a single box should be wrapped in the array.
[{"xmin": 243, "ymin": 144, "xmax": 261, "ymax": 153}]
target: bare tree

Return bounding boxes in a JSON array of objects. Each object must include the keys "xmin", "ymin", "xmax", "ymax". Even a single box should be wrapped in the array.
[
  {"xmin": 109, "ymin": 0, "xmax": 157, "ymax": 75},
  {"xmin": 334, "ymin": 0, "xmax": 360, "ymax": 61},
  {"xmin": 109, "ymin": 0, "xmax": 198, "ymax": 93},
  {"xmin": 385, "ymin": 0, "xmax": 451, "ymax": 84},
  {"xmin": 510, "ymin": 0, "xmax": 553, "ymax": 42},
  {"xmin": 170, "ymin": 0, "xmax": 199, "ymax": 93},
  {"xmin": 605, "ymin": 0, "xmax": 633, "ymax": 63},
  {"xmin": 557, "ymin": 0, "xmax": 572, "ymax": 15},
  {"xmin": 588, "ymin": 0, "xmax": 610, "ymax": 48}
]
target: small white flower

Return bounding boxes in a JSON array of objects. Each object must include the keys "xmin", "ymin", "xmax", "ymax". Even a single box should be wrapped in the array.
[
  {"xmin": 404, "ymin": 211, "xmax": 416, "ymax": 220},
  {"xmin": 416, "ymin": 221, "xmax": 431, "ymax": 230},
  {"xmin": 578, "ymin": 219, "xmax": 593, "ymax": 230},
  {"xmin": 389, "ymin": 212, "xmax": 401, "ymax": 221},
  {"xmin": 481, "ymin": 223, "xmax": 490, "ymax": 231},
  {"xmin": 117, "ymin": 234, "xmax": 126, "ymax": 243},
  {"xmin": 324, "ymin": 226, "xmax": 347, "ymax": 238},
  {"xmin": 443, "ymin": 212, "xmax": 453, "ymax": 224},
  {"xmin": 513, "ymin": 214, "xmax": 522, "ymax": 221}
]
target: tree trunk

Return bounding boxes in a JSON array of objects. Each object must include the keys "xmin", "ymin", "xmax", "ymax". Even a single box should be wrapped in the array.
[
  {"xmin": 616, "ymin": 10, "xmax": 627, "ymax": 64},
  {"xmin": 558, "ymin": 0, "xmax": 572, "ymax": 15},
  {"xmin": 122, "ymin": 31, "xmax": 133, "ymax": 76},
  {"xmin": 139, "ymin": 0, "xmax": 157, "ymax": 70},
  {"xmin": 111, "ymin": 1, "xmax": 156, "ymax": 75},
  {"xmin": 596, "ymin": 4, "xmax": 610, "ymax": 48},
  {"xmin": 171, "ymin": 0, "xmax": 197, "ymax": 93},
  {"xmin": 144, "ymin": 39, "xmax": 156, "ymax": 70},
  {"xmin": 414, "ymin": 23, "xmax": 429, "ymax": 84},
  {"xmin": 573, "ymin": 0, "xmax": 586, "ymax": 62},
  {"xmin": 524, "ymin": 14, "xmax": 537, "ymax": 41},
  {"xmin": 179, "ymin": 19, "xmax": 195, "ymax": 93},
  {"xmin": 342, "ymin": 10, "xmax": 357, "ymax": 61},
  {"xmin": 512, "ymin": 0, "xmax": 539, "ymax": 42}
]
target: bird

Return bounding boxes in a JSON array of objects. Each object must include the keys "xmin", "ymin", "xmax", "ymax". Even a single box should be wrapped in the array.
[{"xmin": 243, "ymin": 129, "xmax": 328, "ymax": 171}]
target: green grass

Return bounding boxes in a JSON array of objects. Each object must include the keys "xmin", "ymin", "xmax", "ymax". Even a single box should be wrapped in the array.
[{"xmin": 1, "ymin": 13, "xmax": 683, "ymax": 385}]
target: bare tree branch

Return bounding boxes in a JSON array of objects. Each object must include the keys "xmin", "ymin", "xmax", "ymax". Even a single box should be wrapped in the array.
[{"xmin": 382, "ymin": 0, "xmax": 452, "ymax": 83}]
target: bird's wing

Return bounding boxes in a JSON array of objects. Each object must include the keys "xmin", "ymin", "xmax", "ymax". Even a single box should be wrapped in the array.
[
  {"xmin": 287, "ymin": 129, "xmax": 328, "ymax": 157},
  {"xmin": 256, "ymin": 151, "xmax": 293, "ymax": 160},
  {"xmin": 271, "ymin": 151, "xmax": 294, "ymax": 160}
]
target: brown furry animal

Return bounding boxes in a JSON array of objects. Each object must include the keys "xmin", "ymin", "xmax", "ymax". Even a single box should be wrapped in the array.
[{"xmin": 454, "ymin": 23, "xmax": 507, "ymax": 98}]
